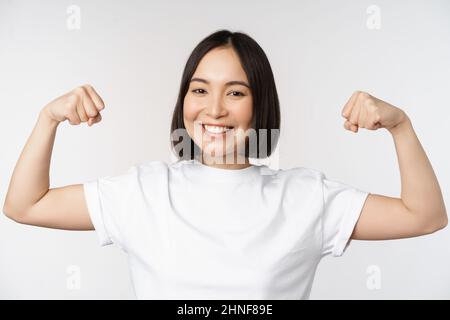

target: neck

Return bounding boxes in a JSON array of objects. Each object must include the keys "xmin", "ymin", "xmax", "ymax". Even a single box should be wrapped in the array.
[{"xmin": 195, "ymin": 154, "xmax": 251, "ymax": 170}]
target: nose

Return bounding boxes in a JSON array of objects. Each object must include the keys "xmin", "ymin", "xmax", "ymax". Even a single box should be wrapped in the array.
[{"xmin": 206, "ymin": 95, "xmax": 228, "ymax": 118}]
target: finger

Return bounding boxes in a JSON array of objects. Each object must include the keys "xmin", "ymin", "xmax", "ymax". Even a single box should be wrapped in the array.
[
  {"xmin": 81, "ymin": 93, "xmax": 99, "ymax": 120},
  {"xmin": 369, "ymin": 117, "xmax": 382, "ymax": 130},
  {"xmin": 344, "ymin": 120, "xmax": 359, "ymax": 133},
  {"xmin": 342, "ymin": 91, "xmax": 359, "ymax": 119},
  {"xmin": 88, "ymin": 113, "xmax": 102, "ymax": 126},
  {"xmin": 76, "ymin": 98, "xmax": 89, "ymax": 122},
  {"xmin": 358, "ymin": 105, "xmax": 368, "ymax": 129},
  {"xmin": 344, "ymin": 120, "xmax": 354, "ymax": 131},
  {"xmin": 82, "ymin": 94, "xmax": 100, "ymax": 119},
  {"xmin": 84, "ymin": 85, "xmax": 105, "ymax": 111},
  {"xmin": 344, "ymin": 120, "xmax": 351, "ymax": 130},
  {"xmin": 67, "ymin": 109, "xmax": 81, "ymax": 125},
  {"xmin": 349, "ymin": 99, "xmax": 361, "ymax": 127},
  {"xmin": 371, "ymin": 106, "xmax": 383, "ymax": 129}
]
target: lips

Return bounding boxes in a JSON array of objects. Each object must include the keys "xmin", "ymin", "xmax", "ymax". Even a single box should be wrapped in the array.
[{"xmin": 201, "ymin": 124, "xmax": 234, "ymax": 136}]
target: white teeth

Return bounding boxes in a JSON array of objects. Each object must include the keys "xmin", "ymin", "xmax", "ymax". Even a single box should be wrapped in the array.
[{"xmin": 203, "ymin": 125, "xmax": 233, "ymax": 134}]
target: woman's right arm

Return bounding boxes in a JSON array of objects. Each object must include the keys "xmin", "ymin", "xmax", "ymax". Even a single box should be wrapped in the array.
[{"xmin": 2, "ymin": 84, "xmax": 104, "ymax": 230}]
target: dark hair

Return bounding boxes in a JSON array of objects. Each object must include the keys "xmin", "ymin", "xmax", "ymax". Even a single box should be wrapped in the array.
[{"xmin": 170, "ymin": 29, "xmax": 280, "ymax": 160}]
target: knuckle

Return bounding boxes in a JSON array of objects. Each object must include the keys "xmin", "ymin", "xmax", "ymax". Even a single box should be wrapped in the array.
[
  {"xmin": 66, "ymin": 93, "xmax": 79, "ymax": 104},
  {"xmin": 69, "ymin": 111, "xmax": 79, "ymax": 120},
  {"xmin": 363, "ymin": 99, "xmax": 373, "ymax": 108},
  {"xmin": 367, "ymin": 102, "xmax": 377, "ymax": 111},
  {"xmin": 73, "ymin": 86, "xmax": 86, "ymax": 96},
  {"xmin": 70, "ymin": 114, "xmax": 80, "ymax": 123},
  {"xmin": 67, "ymin": 101, "xmax": 78, "ymax": 112},
  {"xmin": 65, "ymin": 105, "xmax": 77, "ymax": 117},
  {"xmin": 360, "ymin": 91, "xmax": 370, "ymax": 99},
  {"xmin": 86, "ymin": 109, "xmax": 98, "ymax": 118}
]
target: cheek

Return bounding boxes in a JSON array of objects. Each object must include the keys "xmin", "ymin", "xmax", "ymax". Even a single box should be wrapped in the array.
[
  {"xmin": 235, "ymin": 98, "xmax": 253, "ymax": 128},
  {"xmin": 183, "ymin": 96, "xmax": 203, "ymax": 122},
  {"xmin": 183, "ymin": 96, "xmax": 197, "ymax": 132}
]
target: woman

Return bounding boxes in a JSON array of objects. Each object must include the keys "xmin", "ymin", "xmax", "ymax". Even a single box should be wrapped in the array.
[{"xmin": 3, "ymin": 29, "xmax": 447, "ymax": 299}]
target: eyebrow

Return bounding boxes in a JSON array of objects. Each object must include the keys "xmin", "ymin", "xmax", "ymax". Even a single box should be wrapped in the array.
[{"xmin": 190, "ymin": 77, "xmax": 250, "ymax": 89}]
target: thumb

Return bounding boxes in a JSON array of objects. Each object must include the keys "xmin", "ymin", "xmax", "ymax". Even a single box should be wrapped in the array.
[{"xmin": 88, "ymin": 113, "xmax": 102, "ymax": 126}]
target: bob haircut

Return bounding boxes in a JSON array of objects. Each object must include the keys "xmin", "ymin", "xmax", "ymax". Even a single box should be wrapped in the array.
[{"xmin": 170, "ymin": 29, "xmax": 280, "ymax": 160}]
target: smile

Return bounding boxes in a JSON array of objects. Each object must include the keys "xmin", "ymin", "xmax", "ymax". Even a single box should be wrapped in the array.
[{"xmin": 202, "ymin": 124, "xmax": 234, "ymax": 135}]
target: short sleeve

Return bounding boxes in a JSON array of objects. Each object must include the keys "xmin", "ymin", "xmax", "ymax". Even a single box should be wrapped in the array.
[
  {"xmin": 83, "ymin": 165, "xmax": 141, "ymax": 250},
  {"xmin": 320, "ymin": 172, "xmax": 370, "ymax": 257}
]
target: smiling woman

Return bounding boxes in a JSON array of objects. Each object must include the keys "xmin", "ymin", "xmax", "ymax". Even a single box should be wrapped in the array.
[
  {"xmin": 170, "ymin": 30, "xmax": 281, "ymax": 169},
  {"xmin": 2, "ymin": 28, "xmax": 446, "ymax": 300}
]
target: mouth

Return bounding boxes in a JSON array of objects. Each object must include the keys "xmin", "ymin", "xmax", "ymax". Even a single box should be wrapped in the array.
[{"xmin": 201, "ymin": 124, "xmax": 234, "ymax": 137}]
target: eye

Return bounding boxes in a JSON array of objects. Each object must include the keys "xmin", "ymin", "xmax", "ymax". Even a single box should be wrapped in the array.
[
  {"xmin": 192, "ymin": 89, "xmax": 207, "ymax": 94},
  {"xmin": 228, "ymin": 91, "xmax": 245, "ymax": 97}
]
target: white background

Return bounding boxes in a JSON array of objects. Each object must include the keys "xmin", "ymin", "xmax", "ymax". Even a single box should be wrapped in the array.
[{"xmin": 1, "ymin": 0, "xmax": 449, "ymax": 299}]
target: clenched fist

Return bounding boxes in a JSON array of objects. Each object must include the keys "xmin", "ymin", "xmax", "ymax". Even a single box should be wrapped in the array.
[
  {"xmin": 42, "ymin": 84, "xmax": 105, "ymax": 126},
  {"xmin": 341, "ymin": 91, "xmax": 408, "ymax": 134}
]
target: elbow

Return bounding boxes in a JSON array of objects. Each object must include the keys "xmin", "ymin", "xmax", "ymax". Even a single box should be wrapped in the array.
[
  {"xmin": 2, "ymin": 200, "xmax": 12, "ymax": 219},
  {"xmin": 422, "ymin": 211, "xmax": 448, "ymax": 235},
  {"xmin": 3, "ymin": 201, "xmax": 16, "ymax": 222},
  {"xmin": 2, "ymin": 201, "xmax": 26, "ymax": 224},
  {"xmin": 437, "ymin": 212, "xmax": 448, "ymax": 231},
  {"xmin": 437, "ymin": 201, "xmax": 448, "ymax": 231},
  {"xmin": 436, "ymin": 207, "xmax": 448, "ymax": 231}
]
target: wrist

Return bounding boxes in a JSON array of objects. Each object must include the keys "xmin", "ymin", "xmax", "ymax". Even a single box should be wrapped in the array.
[
  {"xmin": 388, "ymin": 112, "xmax": 412, "ymax": 136},
  {"xmin": 39, "ymin": 107, "xmax": 60, "ymax": 129}
]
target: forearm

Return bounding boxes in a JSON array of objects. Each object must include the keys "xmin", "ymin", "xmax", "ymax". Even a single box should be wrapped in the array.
[
  {"xmin": 388, "ymin": 114, "xmax": 447, "ymax": 226},
  {"xmin": 3, "ymin": 108, "xmax": 59, "ymax": 216}
]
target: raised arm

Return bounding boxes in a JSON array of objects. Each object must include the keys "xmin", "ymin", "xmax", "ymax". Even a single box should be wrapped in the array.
[
  {"xmin": 2, "ymin": 85, "xmax": 104, "ymax": 230},
  {"xmin": 340, "ymin": 91, "xmax": 447, "ymax": 240}
]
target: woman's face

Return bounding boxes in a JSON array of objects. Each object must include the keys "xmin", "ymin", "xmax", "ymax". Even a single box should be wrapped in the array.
[{"xmin": 183, "ymin": 46, "xmax": 253, "ymax": 166}]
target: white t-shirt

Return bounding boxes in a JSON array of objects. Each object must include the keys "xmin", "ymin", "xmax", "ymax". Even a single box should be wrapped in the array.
[{"xmin": 83, "ymin": 158, "xmax": 369, "ymax": 299}]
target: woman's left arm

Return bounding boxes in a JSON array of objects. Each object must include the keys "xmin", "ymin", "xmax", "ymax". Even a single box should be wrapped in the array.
[{"xmin": 340, "ymin": 91, "xmax": 447, "ymax": 240}]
